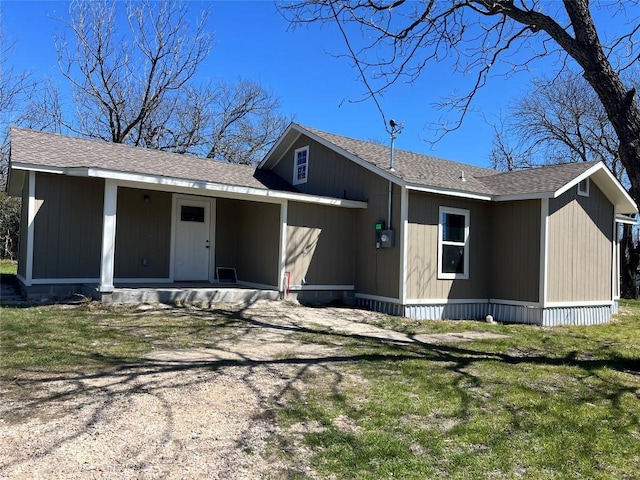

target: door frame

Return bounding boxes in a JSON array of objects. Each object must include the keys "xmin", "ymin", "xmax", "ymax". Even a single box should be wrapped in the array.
[{"xmin": 170, "ymin": 194, "xmax": 217, "ymax": 282}]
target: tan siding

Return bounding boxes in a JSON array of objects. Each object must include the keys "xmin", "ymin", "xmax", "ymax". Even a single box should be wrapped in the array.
[
  {"xmin": 272, "ymin": 135, "xmax": 380, "ymax": 201},
  {"xmin": 236, "ymin": 201, "xmax": 280, "ymax": 286},
  {"xmin": 353, "ymin": 181, "xmax": 401, "ymax": 299},
  {"xmin": 273, "ymin": 134, "xmax": 401, "ymax": 298},
  {"xmin": 215, "ymin": 199, "xmax": 280, "ymax": 286},
  {"xmin": 32, "ymin": 173, "xmax": 104, "ymax": 279},
  {"xmin": 490, "ymin": 200, "xmax": 540, "ymax": 302},
  {"xmin": 114, "ymin": 188, "xmax": 172, "ymax": 278},
  {"xmin": 215, "ymin": 198, "xmax": 239, "ymax": 270},
  {"xmin": 286, "ymin": 202, "xmax": 355, "ymax": 286},
  {"xmin": 17, "ymin": 173, "xmax": 29, "ymax": 279},
  {"xmin": 406, "ymin": 192, "xmax": 491, "ymax": 300},
  {"xmin": 547, "ymin": 182, "xmax": 613, "ymax": 302}
]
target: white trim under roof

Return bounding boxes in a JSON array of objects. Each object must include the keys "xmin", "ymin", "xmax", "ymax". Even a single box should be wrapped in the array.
[
  {"xmin": 10, "ymin": 163, "xmax": 368, "ymax": 209},
  {"xmin": 259, "ymin": 125, "xmax": 301, "ymax": 168},
  {"xmin": 553, "ymin": 162, "xmax": 604, "ymax": 198},
  {"xmin": 555, "ymin": 162, "xmax": 636, "ymax": 214},
  {"xmin": 406, "ymin": 183, "xmax": 492, "ymax": 201}
]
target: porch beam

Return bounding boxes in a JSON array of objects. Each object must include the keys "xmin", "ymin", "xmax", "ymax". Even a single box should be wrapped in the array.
[{"xmin": 99, "ymin": 180, "xmax": 118, "ymax": 293}]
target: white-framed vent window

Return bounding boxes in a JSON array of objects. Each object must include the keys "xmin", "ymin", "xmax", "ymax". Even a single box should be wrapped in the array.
[
  {"xmin": 577, "ymin": 177, "xmax": 590, "ymax": 197},
  {"xmin": 438, "ymin": 206, "xmax": 470, "ymax": 280},
  {"xmin": 293, "ymin": 146, "xmax": 309, "ymax": 185}
]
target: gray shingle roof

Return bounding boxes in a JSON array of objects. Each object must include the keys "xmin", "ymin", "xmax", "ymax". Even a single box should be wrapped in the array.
[
  {"xmin": 10, "ymin": 125, "xmax": 605, "ymax": 200},
  {"xmin": 298, "ymin": 124, "xmax": 600, "ymax": 196},
  {"xmin": 10, "ymin": 127, "xmax": 297, "ymax": 192},
  {"xmin": 300, "ymin": 125, "xmax": 497, "ymax": 195},
  {"xmin": 476, "ymin": 161, "xmax": 599, "ymax": 196}
]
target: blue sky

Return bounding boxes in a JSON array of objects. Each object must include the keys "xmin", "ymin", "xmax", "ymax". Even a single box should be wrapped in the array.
[{"xmin": 0, "ymin": 0, "xmax": 636, "ymax": 168}]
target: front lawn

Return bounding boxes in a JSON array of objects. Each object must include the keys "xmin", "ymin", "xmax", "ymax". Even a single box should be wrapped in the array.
[
  {"xmin": 276, "ymin": 301, "xmax": 640, "ymax": 479},
  {"xmin": 1, "ymin": 300, "xmax": 639, "ymax": 478}
]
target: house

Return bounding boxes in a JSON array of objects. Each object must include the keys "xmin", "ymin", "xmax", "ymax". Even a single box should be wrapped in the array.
[{"xmin": 6, "ymin": 124, "xmax": 637, "ymax": 325}]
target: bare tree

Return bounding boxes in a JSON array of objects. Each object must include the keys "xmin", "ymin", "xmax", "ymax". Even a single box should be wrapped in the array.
[
  {"xmin": 492, "ymin": 72, "xmax": 639, "ymax": 296},
  {"xmin": 137, "ymin": 79, "xmax": 291, "ymax": 164},
  {"xmin": 491, "ymin": 72, "xmax": 624, "ymax": 178},
  {"xmin": 50, "ymin": 0, "xmax": 290, "ymax": 164},
  {"xmin": 1, "ymin": 31, "xmax": 32, "ymax": 160},
  {"xmin": 280, "ymin": 0, "xmax": 640, "ymax": 205},
  {"xmin": 55, "ymin": 0, "xmax": 212, "ymax": 146},
  {"xmin": 204, "ymin": 80, "xmax": 291, "ymax": 165},
  {"xmin": 0, "ymin": 30, "xmax": 30, "ymax": 259}
]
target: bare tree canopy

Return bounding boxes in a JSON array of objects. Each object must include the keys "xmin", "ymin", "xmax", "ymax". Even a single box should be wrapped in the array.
[
  {"xmin": 42, "ymin": 0, "xmax": 290, "ymax": 164},
  {"xmin": 280, "ymin": 0, "xmax": 640, "ymax": 202},
  {"xmin": 491, "ymin": 72, "xmax": 624, "ymax": 177},
  {"xmin": 56, "ymin": 0, "xmax": 212, "ymax": 145}
]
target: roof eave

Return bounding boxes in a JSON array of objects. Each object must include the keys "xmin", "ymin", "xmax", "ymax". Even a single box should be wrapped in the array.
[
  {"xmin": 553, "ymin": 162, "xmax": 637, "ymax": 215},
  {"xmin": 406, "ymin": 183, "xmax": 492, "ymax": 201},
  {"xmin": 257, "ymin": 122, "xmax": 301, "ymax": 170},
  {"xmin": 10, "ymin": 162, "xmax": 367, "ymax": 209}
]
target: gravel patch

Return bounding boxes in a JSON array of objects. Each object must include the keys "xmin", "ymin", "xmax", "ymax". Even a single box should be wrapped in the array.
[{"xmin": 0, "ymin": 300, "xmax": 508, "ymax": 479}]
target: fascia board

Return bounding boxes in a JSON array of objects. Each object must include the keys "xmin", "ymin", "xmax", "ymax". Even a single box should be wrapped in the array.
[
  {"xmin": 293, "ymin": 124, "xmax": 405, "ymax": 186},
  {"xmin": 553, "ymin": 162, "xmax": 603, "ymax": 198},
  {"xmin": 492, "ymin": 192, "xmax": 553, "ymax": 202},
  {"xmin": 85, "ymin": 168, "xmax": 368, "ymax": 209},
  {"xmin": 553, "ymin": 162, "xmax": 637, "ymax": 214},
  {"xmin": 257, "ymin": 123, "xmax": 300, "ymax": 169},
  {"xmin": 9, "ymin": 162, "xmax": 67, "ymax": 175},
  {"xmin": 406, "ymin": 183, "xmax": 492, "ymax": 201}
]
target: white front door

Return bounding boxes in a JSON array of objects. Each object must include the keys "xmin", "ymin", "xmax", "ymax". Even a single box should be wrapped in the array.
[{"xmin": 174, "ymin": 198, "xmax": 211, "ymax": 281}]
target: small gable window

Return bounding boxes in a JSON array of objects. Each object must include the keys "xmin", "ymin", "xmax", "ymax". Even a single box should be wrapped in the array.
[
  {"xmin": 577, "ymin": 177, "xmax": 590, "ymax": 197},
  {"xmin": 438, "ymin": 206, "xmax": 470, "ymax": 280},
  {"xmin": 293, "ymin": 146, "xmax": 309, "ymax": 185}
]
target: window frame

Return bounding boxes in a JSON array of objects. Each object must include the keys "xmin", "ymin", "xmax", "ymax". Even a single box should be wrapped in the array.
[
  {"xmin": 293, "ymin": 146, "xmax": 309, "ymax": 185},
  {"xmin": 438, "ymin": 206, "xmax": 470, "ymax": 280},
  {"xmin": 577, "ymin": 177, "xmax": 590, "ymax": 197}
]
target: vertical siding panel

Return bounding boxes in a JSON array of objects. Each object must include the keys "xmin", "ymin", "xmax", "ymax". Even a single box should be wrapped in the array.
[
  {"xmin": 286, "ymin": 202, "xmax": 356, "ymax": 287},
  {"xmin": 17, "ymin": 173, "xmax": 29, "ymax": 279},
  {"xmin": 236, "ymin": 201, "xmax": 280, "ymax": 286},
  {"xmin": 114, "ymin": 188, "xmax": 172, "ymax": 278},
  {"xmin": 274, "ymin": 134, "xmax": 400, "ymax": 299},
  {"xmin": 548, "ymin": 182, "xmax": 613, "ymax": 302},
  {"xmin": 32, "ymin": 174, "xmax": 103, "ymax": 279},
  {"xmin": 407, "ymin": 191, "xmax": 491, "ymax": 301}
]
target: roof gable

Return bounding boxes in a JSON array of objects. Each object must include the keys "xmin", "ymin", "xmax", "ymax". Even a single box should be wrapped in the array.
[{"xmin": 260, "ymin": 123, "xmax": 637, "ymax": 214}]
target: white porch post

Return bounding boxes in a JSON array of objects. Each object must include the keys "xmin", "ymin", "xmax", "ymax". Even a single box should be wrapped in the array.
[
  {"xmin": 99, "ymin": 179, "xmax": 118, "ymax": 293},
  {"xmin": 278, "ymin": 200, "xmax": 288, "ymax": 295},
  {"xmin": 399, "ymin": 186, "xmax": 409, "ymax": 304}
]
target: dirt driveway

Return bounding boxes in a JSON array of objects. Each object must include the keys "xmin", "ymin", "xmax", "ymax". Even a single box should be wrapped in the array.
[{"xmin": 0, "ymin": 300, "xmax": 507, "ymax": 479}]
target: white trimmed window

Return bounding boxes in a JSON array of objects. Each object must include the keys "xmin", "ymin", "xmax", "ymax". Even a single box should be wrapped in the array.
[
  {"xmin": 577, "ymin": 177, "xmax": 590, "ymax": 197},
  {"xmin": 438, "ymin": 206, "xmax": 470, "ymax": 280},
  {"xmin": 293, "ymin": 146, "xmax": 309, "ymax": 185}
]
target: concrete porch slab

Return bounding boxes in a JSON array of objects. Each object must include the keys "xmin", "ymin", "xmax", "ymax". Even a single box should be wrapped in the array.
[{"xmin": 103, "ymin": 283, "xmax": 280, "ymax": 305}]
